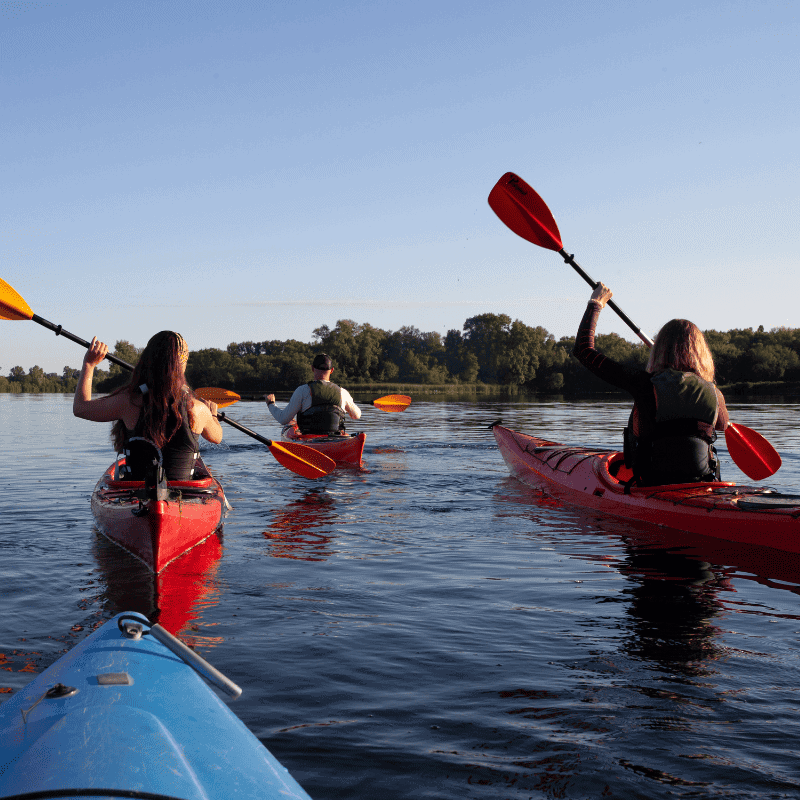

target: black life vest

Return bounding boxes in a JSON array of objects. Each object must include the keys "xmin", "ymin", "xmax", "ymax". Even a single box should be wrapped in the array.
[
  {"xmin": 119, "ymin": 396, "xmax": 200, "ymax": 481},
  {"xmin": 624, "ymin": 369, "xmax": 720, "ymax": 486},
  {"xmin": 297, "ymin": 381, "xmax": 346, "ymax": 435}
]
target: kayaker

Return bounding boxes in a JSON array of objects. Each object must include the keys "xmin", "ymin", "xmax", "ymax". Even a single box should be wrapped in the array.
[
  {"xmin": 264, "ymin": 353, "xmax": 361, "ymax": 435},
  {"xmin": 73, "ymin": 332, "xmax": 223, "ymax": 480},
  {"xmin": 574, "ymin": 283, "xmax": 729, "ymax": 486}
]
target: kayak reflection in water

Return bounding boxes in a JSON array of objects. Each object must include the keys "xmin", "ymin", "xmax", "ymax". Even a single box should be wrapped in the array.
[
  {"xmin": 573, "ymin": 283, "xmax": 729, "ymax": 487},
  {"xmin": 264, "ymin": 352, "xmax": 361, "ymax": 436},
  {"xmin": 73, "ymin": 331, "xmax": 223, "ymax": 481}
]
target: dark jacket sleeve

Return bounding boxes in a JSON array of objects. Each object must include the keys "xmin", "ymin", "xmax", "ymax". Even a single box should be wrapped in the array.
[{"xmin": 572, "ymin": 302, "xmax": 649, "ymax": 394}]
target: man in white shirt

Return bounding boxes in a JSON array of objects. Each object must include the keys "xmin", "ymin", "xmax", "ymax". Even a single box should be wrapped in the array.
[{"xmin": 265, "ymin": 353, "xmax": 361, "ymax": 435}]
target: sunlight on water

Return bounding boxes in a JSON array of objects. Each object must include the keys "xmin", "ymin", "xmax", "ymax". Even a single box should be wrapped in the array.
[{"xmin": 2, "ymin": 394, "xmax": 800, "ymax": 798}]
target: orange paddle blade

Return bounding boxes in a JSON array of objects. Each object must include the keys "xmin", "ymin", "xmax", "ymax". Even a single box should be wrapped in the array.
[
  {"xmin": 269, "ymin": 441, "xmax": 336, "ymax": 478},
  {"xmin": 0, "ymin": 278, "xmax": 34, "ymax": 321},
  {"xmin": 372, "ymin": 394, "xmax": 412, "ymax": 412},
  {"xmin": 726, "ymin": 423, "xmax": 782, "ymax": 481},
  {"xmin": 195, "ymin": 387, "xmax": 241, "ymax": 408}
]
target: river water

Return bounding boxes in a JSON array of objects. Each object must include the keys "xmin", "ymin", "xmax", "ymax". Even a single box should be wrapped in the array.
[{"xmin": 2, "ymin": 393, "xmax": 800, "ymax": 799}]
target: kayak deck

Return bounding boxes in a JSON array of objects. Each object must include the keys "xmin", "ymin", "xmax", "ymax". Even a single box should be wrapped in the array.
[
  {"xmin": 91, "ymin": 457, "xmax": 226, "ymax": 573},
  {"xmin": 493, "ymin": 424, "xmax": 800, "ymax": 552},
  {"xmin": 282, "ymin": 427, "xmax": 366, "ymax": 466},
  {"xmin": 0, "ymin": 612, "xmax": 311, "ymax": 799}
]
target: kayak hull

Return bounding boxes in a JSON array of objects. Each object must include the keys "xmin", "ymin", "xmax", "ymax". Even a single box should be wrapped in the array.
[
  {"xmin": 493, "ymin": 424, "xmax": 800, "ymax": 552},
  {"xmin": 0, "ymin": 612, "xmax": 311, "ymax": 800},
  {"xmin": 282, "ymin": 427, "xmax": 366, "ymax": 466},
  {"xmin": 91, "ymin": 458, "xmax": 225, "ymax": 573}
]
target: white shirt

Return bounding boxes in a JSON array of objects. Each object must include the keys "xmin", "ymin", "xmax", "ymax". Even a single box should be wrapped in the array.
[{"xmin": 268, "ymin": 382, "xmax": 361, "ymax": 426}]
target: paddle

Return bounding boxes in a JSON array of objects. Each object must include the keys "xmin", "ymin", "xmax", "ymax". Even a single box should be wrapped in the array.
[
  {"xmin": 487, "ymin": 173, "xmax": 782, "ymax": 481},
  {"xmin": 0, "ymin": 278, "xmax": 336, "ymax": 480},
  {"xmin": 194, "ymin": 387, "xmax": 241, "ymax": 409},
  {"xmin": 364, "ymin": 394, "xmax": 412, "ymax": 413}
]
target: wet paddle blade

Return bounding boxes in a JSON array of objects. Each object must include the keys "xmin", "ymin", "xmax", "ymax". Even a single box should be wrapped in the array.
[
  {"xmin": 269, "ymin": 441, "xmax": 337, "ymax": 479},
  {"xmin": 488, "ymin": 173, "xmax": 563, "ymax": 251},
  {"xmin": 0, "ymin": 278, "xmax": 34, "ymax": 321},
  {"xmin": 195, "ymin": 387, "xmax": 241, "ymax": 408},
  {"xmin": 726, "ymin": 423, "xmax": 782, "ymax": 481},
  {"xmin": 372, "ymin": 394, "xmax": 412, "ymax": 412}
]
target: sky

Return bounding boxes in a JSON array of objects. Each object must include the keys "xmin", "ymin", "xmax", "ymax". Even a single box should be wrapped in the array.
[{"xmin": 3, "ymin": 0, "xmax": 798, "ymax": 374}]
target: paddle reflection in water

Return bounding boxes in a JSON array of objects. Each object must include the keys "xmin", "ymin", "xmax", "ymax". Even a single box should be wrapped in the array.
[
  {"xmin": 262, "ymin": 488, "xmax": 338, "ymax": 562},
  {"xmin": 91, "ymin": 529, "xmax": 224, "ymax": 644}
]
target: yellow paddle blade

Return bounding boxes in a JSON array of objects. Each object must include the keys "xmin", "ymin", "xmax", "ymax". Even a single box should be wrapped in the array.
[
  {"xmin": 269, "ymin": 441, "xmax": 337, "ymax": 478},
  {"xmin": 0, "ymin": 278, "xmax": 34, "ymax": 321},
  {"xmin": 372, "ymin": 394, "xmax": 412, "ymax": 412},
  {"xmin": 195, "ymin": 387, "xmax": 241, "ymax": 408}
]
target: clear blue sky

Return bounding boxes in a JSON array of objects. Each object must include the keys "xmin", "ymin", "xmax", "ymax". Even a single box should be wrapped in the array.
[{"xmin": 3, "ymin": 0, "xmax": 798, "ymax": 374}]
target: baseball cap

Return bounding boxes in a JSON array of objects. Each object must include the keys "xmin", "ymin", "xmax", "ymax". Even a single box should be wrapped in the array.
[{"xmin": 312, "ymin": 353, "xmax": 333, "ymax": 370}]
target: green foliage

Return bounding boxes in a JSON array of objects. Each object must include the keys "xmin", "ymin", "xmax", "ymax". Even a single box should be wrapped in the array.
[{"xmin": 7, "ymin": 320, "xmax": 800, "ymax": 395}]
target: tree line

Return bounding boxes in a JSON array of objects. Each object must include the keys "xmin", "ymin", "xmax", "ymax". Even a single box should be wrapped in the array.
[{"xmin": 3, "ymin": 316, "xmax": 800, "ymax": 395}]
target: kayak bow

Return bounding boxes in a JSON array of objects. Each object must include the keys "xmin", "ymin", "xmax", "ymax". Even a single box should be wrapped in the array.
[{"xmin": 0, "ymin": 612, "xmax": 312, "ymax": 799}]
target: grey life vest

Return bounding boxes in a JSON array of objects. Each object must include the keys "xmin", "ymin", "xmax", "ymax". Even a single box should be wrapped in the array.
[
  {"xmin": 297, "ymin": 381, "xmax": 346, "ymax": 435},
  {"xmin": 624, "ymin": 369, "xmax": 720, "ymax": 486}
]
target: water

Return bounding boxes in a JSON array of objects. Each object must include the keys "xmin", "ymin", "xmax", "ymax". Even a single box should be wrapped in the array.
[{"xmin": 2, "ymin": 394, "xmax": 800, "ymax": 798}]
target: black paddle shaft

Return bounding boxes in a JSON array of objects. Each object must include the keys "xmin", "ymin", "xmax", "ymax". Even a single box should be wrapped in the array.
[
  {"xmin": 216, "ymin": 411, "xmax": 277, "ymax": 447},
  {"xmin": 32, "ymin": 313, "xmax": 136, "ymax": 370},
  {"xmin": 558, "ymin": 249, "xmax": 654, "ymax": 348}
]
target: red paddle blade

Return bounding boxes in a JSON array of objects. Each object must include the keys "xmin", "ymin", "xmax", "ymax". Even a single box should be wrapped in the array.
[
  {"xmin": 373, "ymin": 394, "xmax": 411, "ymax": 412},
  {"xmin": 269, "ymin": 441, "xmax": 336, "ymax": 479},
  {"xmin": 725, "ymin": 423, "xmax": 781, "ymax": 481},
  {"xmin": 488, "ymin": 172, "xmax": 563, "ymax": 252}
]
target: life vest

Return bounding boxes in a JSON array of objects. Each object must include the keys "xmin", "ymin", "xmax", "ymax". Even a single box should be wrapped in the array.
[
  {"xmin": 120, "ymin": 396, "xmax": 200, "ymax": 481},
  {"xmin": 623, "ymin": 369, "xmax": 720, "ymax": 486},
  {"xmin": 297, "ymin": 381, "xmax": 346, "ymax": 435}
]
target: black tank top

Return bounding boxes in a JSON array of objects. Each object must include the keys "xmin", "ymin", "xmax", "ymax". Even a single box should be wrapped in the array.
[{"xmin": 121, "ymin": 396, "xmax": 200, "ymax": 481}]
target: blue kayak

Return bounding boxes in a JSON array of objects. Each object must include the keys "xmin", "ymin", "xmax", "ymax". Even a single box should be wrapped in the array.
[{"xmin": 0, "ymin": 612, "xmax": 312, "ymax": 800}]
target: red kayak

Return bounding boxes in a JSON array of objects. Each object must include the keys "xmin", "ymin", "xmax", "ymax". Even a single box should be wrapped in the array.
[
  {"xmin": 282, "ymin": 426, "xmax": 366, "ymax": 467},
  {"xmin": 493, "ymin": 423, "xmax": 800, "ymax": 553},
  {"xmin": 91, "ymin": 457, "xmax": 226, "ymax": 572}
]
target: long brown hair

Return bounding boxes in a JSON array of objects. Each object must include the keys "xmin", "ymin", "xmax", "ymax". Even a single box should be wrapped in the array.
[
  {"xmin": 111, "ymin": 331, "xmax": 193, "ymax": 451},
  {"xmin": 646, "ymin": 319, "xmax": 716, "ymax": 382}
]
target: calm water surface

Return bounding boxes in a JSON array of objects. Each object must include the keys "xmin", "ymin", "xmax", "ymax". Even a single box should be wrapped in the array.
[{"xmin": 2, "ymin": 394, "xmax": 800, "ymax": 799}]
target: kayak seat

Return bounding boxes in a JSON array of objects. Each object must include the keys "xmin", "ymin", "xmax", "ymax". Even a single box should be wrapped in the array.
[{"xmin": 607, "ymin": 453, "xmax": 634, "ymax": 484}]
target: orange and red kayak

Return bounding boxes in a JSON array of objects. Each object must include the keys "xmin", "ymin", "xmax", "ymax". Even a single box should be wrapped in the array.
[
  {"xmin": 493, "ymin": 423, "xmax": 800, "ymax": 552},
  {"xmin": 91, "ymin": 458, "xmax": 226, "ymax": 572},
  {"xmin": 282, "ymin": 426, "xmax": 366, "ymax": 467}
]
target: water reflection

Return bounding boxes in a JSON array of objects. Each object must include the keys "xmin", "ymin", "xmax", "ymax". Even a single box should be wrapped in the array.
[
  {"xmin": 495, "ymin": 477, "xmax": 800, "ymax": 683},
  {"xmin": 262, "ymin": 488, "xmax": 337, "ymax": 561},
  {"xmin": 91, "ymin": 529, "xmax": 224, "ymax": 644}
]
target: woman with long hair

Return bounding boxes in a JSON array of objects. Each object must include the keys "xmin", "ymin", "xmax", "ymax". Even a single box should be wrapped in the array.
[
  {"xmin": 573, "ymin": 283, "xmax": 729, "ymax": 486},
  {"xmin": 73, "ymin": 331, "xmax": 222, "ymax": 481}
]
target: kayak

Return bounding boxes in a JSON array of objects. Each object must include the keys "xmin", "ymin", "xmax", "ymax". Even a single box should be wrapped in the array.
[
  {"xmin": 282, "ymin": 426, "xmax": 366, "ymax": 466},
  {"xmin": 93, "ymin": 527, "xmax": 224, "ymax": 637},
  {"xmin": 492, "ymin": 423, "xmax": 800, "ymax": 552},
  {"xmin": 91, "ymin": 457, "xmax": 226, "ymax": 573},
  {"xmin": 0, "ymin": 611, "xmax": 312, "ymax": 800}
]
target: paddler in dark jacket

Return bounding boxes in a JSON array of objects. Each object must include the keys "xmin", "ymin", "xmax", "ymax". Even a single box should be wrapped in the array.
[
  {"xmin": 265, "ymin": 353, "xmax": 361, "ymax": 436},
  {"xmin": 573, "ymin": 283, "xmax": 729, "ymax": 486}
]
